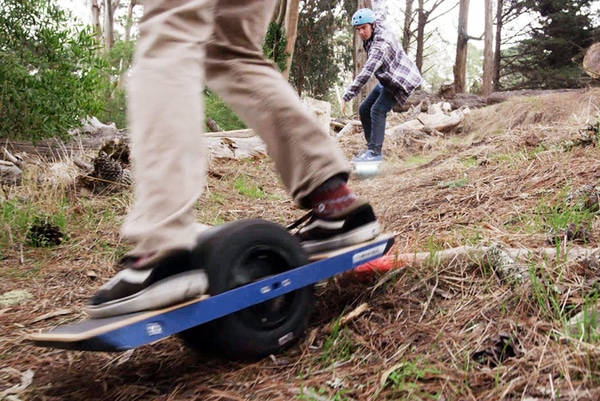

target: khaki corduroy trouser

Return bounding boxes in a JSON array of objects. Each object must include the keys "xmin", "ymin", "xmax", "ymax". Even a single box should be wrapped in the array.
[{"xmin": 123, "ymin": 0, "xmax": 350, "ymax": 255}]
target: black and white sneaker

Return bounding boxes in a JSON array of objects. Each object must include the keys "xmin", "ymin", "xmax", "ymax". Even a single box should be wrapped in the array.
[
  {"xmin": 289, "ymin": 201, "xmax": 381, "ymax": 254},
  {"xmin": 86, "ymin": 249, "xmax": 208, "ymax": 319}
]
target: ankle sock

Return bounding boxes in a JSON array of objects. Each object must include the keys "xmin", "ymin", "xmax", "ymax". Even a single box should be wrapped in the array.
[{"xmin": 307, "ymin": 177, "xmax": 358, "ymax": 217}]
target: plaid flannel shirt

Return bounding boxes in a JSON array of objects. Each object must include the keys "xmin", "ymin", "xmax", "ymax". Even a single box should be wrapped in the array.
[{"xmin": 343, "ymin": 25, "xmax": 422, "ymax": 105}]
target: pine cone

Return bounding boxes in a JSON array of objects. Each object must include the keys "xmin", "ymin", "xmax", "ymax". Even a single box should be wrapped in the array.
[
  {"xmin": 93, "ymin": 152, "xmax": 123, "ymax": 183},
  {"xmin": 100, "ymin": 139, "xmax": 130, "ymax": 166},
  {"xmin": 79, "ymin": 151, "xmax": 132, "ymax": 194},
  {"xmin": 566, "ymin": 183, "xmax": 600, "ymax": 212},
  {"xmin": 121, "ymin": 168, "xmax": 132, "ymax": 185},
  {"xmin": 27, "ymin": 219, "xmax": 64, "ymax": 247}
]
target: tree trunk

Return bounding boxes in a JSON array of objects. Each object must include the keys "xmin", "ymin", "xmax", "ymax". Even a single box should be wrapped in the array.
[
  {"xmin": 453, "ymin": 0, "xmax": 469, "ymax": 93},
  {"xmin": 103, "ymin": 0, "xmax": 115, "ymax": 51},
  {"xmin": 282, "ymin": 0, "xmax": 300, "ymax": 79},
  {"xmin": 275, "ymin": 0, "xmax": 286, "ymax": 25},
  {"xmin": 481, "ymin": 0, "xmax": 494, "ymax": 96},
  {"xmin": 124, "ymin": 0, "xmax": 138, "ymax": 43},
  {"xmin": 415, "ymin": 0, "xmax": 426, "ymax": 71},
  {"xmin": 353, "ymin": 0, "xmax": 376, "ymax": 112},
  {"xmin": 415, "ymin": 0, "xmax": 454, "ymax": 79},
  {"xmin": 90, "ymin": 0, "xmax": 102, "ymax": 42},
  {"xmin": 402, "ymin": 0, "xmax": 414, "ymax": 52},
  {"xmin": 493, "ymin": 0, "xmax": 504, "ymax": 91}
]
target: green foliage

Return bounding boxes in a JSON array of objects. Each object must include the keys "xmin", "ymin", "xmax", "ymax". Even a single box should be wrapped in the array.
[
  {"xmin": 320, "ymin": 320, "xmax": 356, "ymax": 365},
  {"xmin": 0, "ymin": 199, "xmax": 32, "ymax": 248},
  {"xmin": 437, "ymin": 178, "xmax": 469, "ymax": 189},
  {"xmin": 232, "ymin": 176, "xmax": 268, "ymax": 199},
  {"xmin": 263, "ymin": 22, "xmax": 288, "ymax": 72},
  {"xmin": 381, "ymin": 360, "xmax": 441, "ymax": 399},
  {"xmin": 527, "ymin": 262, "xmax": 565, "ymax": 322},
  {"xmin": 466, "ymin": 45, "xmax": 483, "ymax": 94},
  {"xmin": 290, "ymin": 0, "xmax": 353, "ymax": 100},
  {"xmin": 405, "ymin": 155, "xmax": 434, "ymax": 165},
  {"xmin": 100, "ymin": 85, "xmax": 128, "ymax": 129},
  {"xmin": 0, "ymin": 196, "xmax": 68, "ymax": 249},
  {"xmin": 499, "ymin": 0, "xmax": 600, "ymax": 89},
  {"xmin": 0, "ymin": 0, "xmax": 108, "ymax": 140},
  {"xmin": 96, "ymin": 40, "xmax": 136, "ymax": 128},
  {"xmin": 204, "ymin": 90, "xmax": 246, "ymax": 131}
]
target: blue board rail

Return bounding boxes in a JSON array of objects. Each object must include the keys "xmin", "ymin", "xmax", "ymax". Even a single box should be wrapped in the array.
[{"xmin": 29, "ymin": 235, "xmax": 394, "ymax": 352}]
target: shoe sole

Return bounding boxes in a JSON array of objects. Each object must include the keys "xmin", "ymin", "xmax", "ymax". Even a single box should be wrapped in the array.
[
  {"xmin": 301, "ymin": 221, "xmax": 382, "ymax": 254},
  {"xmin": 86, "ymin": 270, "xmax": 208, "ymax": 319}
]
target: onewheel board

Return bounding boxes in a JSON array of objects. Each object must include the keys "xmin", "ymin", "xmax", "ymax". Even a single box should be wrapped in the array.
[
  {"xmin": 28, "ymin": 234, "xmax": 394, "ymax": 352},
  {"xmin": 352, "ymin": 160, "xmax": 382, "ymax": 178}
]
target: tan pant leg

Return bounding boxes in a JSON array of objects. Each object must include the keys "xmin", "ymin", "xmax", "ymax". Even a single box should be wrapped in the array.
[
  {"xmin": 122, "ymin": 0, "xmax": 216, "ymax": 254},
  {"xmin": 206, "ymin": 0, "xmax": 351, "ymax": 207}
]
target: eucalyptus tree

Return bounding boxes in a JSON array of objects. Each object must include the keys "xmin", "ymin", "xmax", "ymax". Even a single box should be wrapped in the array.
[
  {"xmin": 0, "ymin": 0, "xmax": 107, "ymax": 140},
  {"xmin": 500, "ymin": 0, "xmax": 600, "ymax": 89},
  {"xmin": 289, "ymin": 0, "xmax": 355, "ymax": 100}
]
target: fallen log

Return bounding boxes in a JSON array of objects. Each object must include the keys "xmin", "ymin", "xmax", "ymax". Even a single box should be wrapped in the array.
[
  {"xmin": 359, "ymin": 244, "xmax": 600, "ymax": 285},
  {"xmin": 2, "ymin": 147, "xmax": 23, "ymax": 168},
  {"xmin": 0, "ymin": 160, "xmax": 23, "ymax": 185},
  {"xmin": 416, "ymin": 107, "xmax": 467, "ymax": 132},
  {"xmin": 335, "ymin": 120, "xmax": 361, "ymax": 138},
  {"xmin": 206, "ymin": 134, "xmax": 266, "ymax": 159},
  {"xmin": 330, "ymin": 120, "xmax": 346, "ymax": 130},
  {"xmin": 4, "ymin": 126, "xmax": 267, "ymax": 162},
  {"xmin": 336, "ymin": 123, "xmax": 355, "ymax": 138},
  {"xmin": 386, "ymin": 103, "xmax": 469, "ymax": 137},
  {"xmin": 204, "ymin": 128, "xmax": 256, "ymax": 138},
  {"xmin": 206, "ymin": 117, "xmax": 223, "ymax": 132},
  {"xmin": 397, "ymin": 88, "xmax": 587, "ymax": 113}
]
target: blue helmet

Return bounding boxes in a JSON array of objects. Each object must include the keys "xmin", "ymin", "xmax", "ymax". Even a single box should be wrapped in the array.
[{"xmin": 351, "ymin": 8, "xmax": 376, "ymax": 26}]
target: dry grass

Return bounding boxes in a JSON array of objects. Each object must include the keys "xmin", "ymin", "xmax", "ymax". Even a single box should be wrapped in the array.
[{"xmin": 3, "ymin": 88, "xmax": 600, "ymax": 400}]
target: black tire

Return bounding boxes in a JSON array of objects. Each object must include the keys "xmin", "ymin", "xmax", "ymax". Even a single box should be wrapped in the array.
[{"xmin": 179, "ymin": 219, "xmax": 314, "ymax": 360}]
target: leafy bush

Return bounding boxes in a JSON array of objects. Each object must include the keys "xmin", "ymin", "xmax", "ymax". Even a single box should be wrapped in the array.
[
  {"xmin": 97, "ymin": 40, "xmax": 136, "ymax": 128},
  {"xmin": 289, "ymin": 0, "xmax": 352, "ymax": 100},
  {"xmin": 262, "ymin": 22, "xmax": 288, "ymax": 72},
  {"xmin": 204, "ymin": 90, "xmax": 245, "ymax": 131},
  {"xmin": 0, "ymin": 0, "xmax": 108, "ymax": 141}
]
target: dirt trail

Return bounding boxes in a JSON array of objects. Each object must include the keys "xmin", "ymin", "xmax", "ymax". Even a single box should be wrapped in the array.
[{"xmin": 3, "ymin": 88, "xmax": 600, "ymax": 400}]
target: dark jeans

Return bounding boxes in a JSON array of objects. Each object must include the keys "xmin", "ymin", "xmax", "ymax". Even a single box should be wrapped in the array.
[{"xmin": 358, "ymin": 84, "xmax": 398, "ymax": 155}]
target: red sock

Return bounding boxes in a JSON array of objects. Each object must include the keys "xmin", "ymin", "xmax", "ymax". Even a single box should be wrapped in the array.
[{"xmin": 309, "ymin": 182, "xmax": 358, "ymax": 217}]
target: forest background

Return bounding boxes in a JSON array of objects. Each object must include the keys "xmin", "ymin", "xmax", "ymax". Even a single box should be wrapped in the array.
[
  {"xmin": 1, "ymin": 0, "xmax": 600, "ymax": 141},
  {"xmin": 5, "ymin": 2, "xmax": 600, "ymax": 399}
]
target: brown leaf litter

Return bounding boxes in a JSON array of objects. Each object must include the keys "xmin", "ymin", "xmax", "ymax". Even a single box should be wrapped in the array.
[{"xmin": 3, "ymin": 89, "xmax": 600, "ymax": 400}]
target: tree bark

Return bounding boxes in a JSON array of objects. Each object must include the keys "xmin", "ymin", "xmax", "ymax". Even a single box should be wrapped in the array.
[
  {"xmin": 353, "ymin": 0, "xmax": 376, "ymax": 112},
  {"xmin": 206, "ymin": 118, "xmax": 223, "ymax": 133},
  {"xmin": 493, "ymin": 0, "xmax": 504, "ymax": 91},
  {"xmin": 481, "ymin": 0, "xmax": 494, "ymax": 96},
  {"xmin": 90, "ymin": 0, "xmax": 102, "ymax": 42},
  {"xmin": 402, "ymin": 0, "xmax": 414, "ymax": 52},
  {"xmin": 414, "ymin": 0, "xmax": 455, "ymax": 81},
  {"xmin": 275, "ymin": 0, "xmax": 286, "ymax": 24},
  {"xmin": 453, "ymin": 0, "xmax": 469, "ymax": 93},
  {"xmin": 103, "ymin": 0, "xmax": 115, "ymax": 51},
  {"xmin": 415, "ymin": 0, "xmax": 426, "ymax": 71},
  {"xmin": 282, "ymin": 0, "xmax": 300, "ymax": 79},
  {"xmin": 124, "ymin": 0, "xmax": 139, "ymax": 43}
]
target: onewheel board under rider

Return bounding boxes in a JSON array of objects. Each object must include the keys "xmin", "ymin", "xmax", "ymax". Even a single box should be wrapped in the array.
[
  {"xmin": 28, "ymin": 219, "xmax": 394, "ymax": 361},
  {"xmin": 352, "ymin": 160, "xmax": 382, "ymax": 179}
]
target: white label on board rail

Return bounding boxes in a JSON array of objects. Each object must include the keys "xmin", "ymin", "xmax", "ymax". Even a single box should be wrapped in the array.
[
  {"xmin": 146, "ymin": 322, "xmax": 163, "ymax": 336},
  {"xmin": 352, "ymin": 244, "xmax": 386, "ymax": 264}
]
